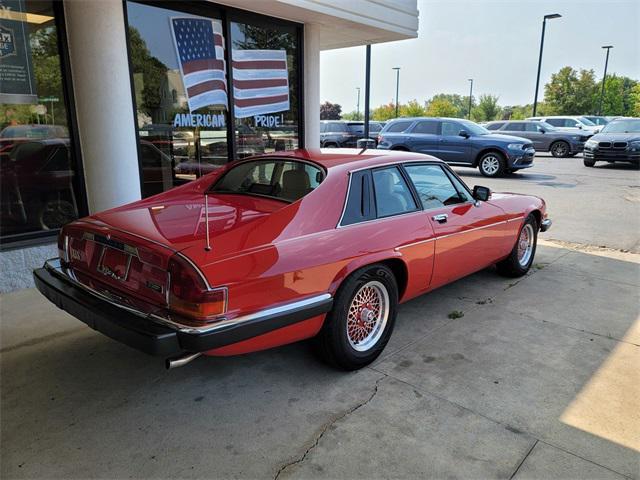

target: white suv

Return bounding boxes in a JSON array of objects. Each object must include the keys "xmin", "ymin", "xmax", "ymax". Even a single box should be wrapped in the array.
[{"xmin": 526, "ymin": 116, "xmax": 600, "ymax": 134}]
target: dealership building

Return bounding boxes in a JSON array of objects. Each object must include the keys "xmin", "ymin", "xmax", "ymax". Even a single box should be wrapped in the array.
[{"xmin": 0, "ymin": 0, "xmax": 418, "ymax": 292}]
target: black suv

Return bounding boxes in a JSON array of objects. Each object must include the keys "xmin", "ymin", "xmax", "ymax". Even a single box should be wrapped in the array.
[
  {"xmin": 583, "ymin": 118, "xmax": 640, "ymax": 167},
  {"xmin": 320, "ymin": 121, "xmax": 383, "ymax": 148}
]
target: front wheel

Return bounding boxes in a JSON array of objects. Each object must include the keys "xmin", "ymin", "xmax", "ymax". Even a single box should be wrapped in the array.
[
  {"xmin": 478, "ymin": 152, "xmax": 506, "ymax": 177},
  {"xmin": 550, "ymin": 141, "xmax": 570, "ymax": 158},
  {"xmin": 315, "ymin": 264, "xmax": 398, "ymax": 370},
  {"xmin": 496, "ymin": 214, "xmax": 538, "ymax": 277},
  {"xmin": 583, "ymin": 158, "xmax": 596, "ymax": 167}
]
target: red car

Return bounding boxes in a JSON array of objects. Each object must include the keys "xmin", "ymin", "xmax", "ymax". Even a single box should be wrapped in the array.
[{"xmin": 34, "ymin": 149, "xmax": 551, "ymax": 370}]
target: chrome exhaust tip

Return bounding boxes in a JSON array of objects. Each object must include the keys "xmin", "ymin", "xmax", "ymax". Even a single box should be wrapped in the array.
[{"xmin": 166, "ymin": 352, "xmax": 202, "ymax": 370}]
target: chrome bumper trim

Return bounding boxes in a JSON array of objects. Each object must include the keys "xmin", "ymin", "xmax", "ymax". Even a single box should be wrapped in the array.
[{"xmin": 43, "ymin": 258, "xmax": 332, "ymax": 335}]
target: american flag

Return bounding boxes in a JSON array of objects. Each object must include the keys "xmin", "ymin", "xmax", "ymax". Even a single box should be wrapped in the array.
[
  {"xmin": 232, "ymin": 49, "xmax": 290, "ymax": 118},
  {"xmin": 170, "ymin": 17, "xmax": 227, "ymax": 112}
]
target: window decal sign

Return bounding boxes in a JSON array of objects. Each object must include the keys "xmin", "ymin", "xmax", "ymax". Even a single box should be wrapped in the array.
[
  {"xmin": 0, "ymin": 0, "xmax": 37, "ymax": 104},
  {"xmin": 232, "ymin": 49, "xmax": 289, "ymax": 118},
  {"xmin": 170, "ymin": 17, "xmax": 228, "ymax": 113}
]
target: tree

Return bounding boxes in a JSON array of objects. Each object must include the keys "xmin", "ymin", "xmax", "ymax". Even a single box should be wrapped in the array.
[
  {"xmin": 472, "ymin": 94, "xmax": 501, "ymax": 121},
  {"xmin": 399, "ymin": 99, "xmax": 426, "ymax": 117},
  {"xmin": 128, "ymin": 27, "xmax": 168, "ymax": 119},
  {"xmin": 425, "ymin": 98, "xmax": 457, "ymax": 117},
  {"xmin": 341, "ymin": 111, "xmax": 360, "ymax": 120},
  {"xmin": 544, "ymin": 67, "xmax": 598, "ymax": 115},
  {"xmin": 320, "ymin": 101, "xmax": 342, "ymax": 119},
  {"xmin": 596, "ymin": 75, "xmax": 638, "ymax": 116},
  {"xmin": 630, "ymin": 83, "xmax": 640, "ymax": 117},
  {"xmin": 371, "ymin": 102, "xmax": 397, "ymax": 121},
  {"xmin": 427, "ymin": 93, "xmax": 473, "ymax": 118}
]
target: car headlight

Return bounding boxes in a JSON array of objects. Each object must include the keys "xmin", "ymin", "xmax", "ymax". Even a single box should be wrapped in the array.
[
  {"xmin": 629, "ymin": 141, "xmax": 640, "ymax": 151},
  {"xmin": 585, "ymin": 139, "xmax": 598, "ymax": 148},
  {"xmin": 571, "ymin": 136, "xmax": 580, "ymax": 140},
  {"xmin": 507, "ymin": 143, "xmax": 524, "ymax": 150}
]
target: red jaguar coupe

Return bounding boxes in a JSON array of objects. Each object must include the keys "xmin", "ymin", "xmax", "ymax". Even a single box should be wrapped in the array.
[{"xmin": 34, "ymin": 149, "xmax": 551, "ymax": 370}]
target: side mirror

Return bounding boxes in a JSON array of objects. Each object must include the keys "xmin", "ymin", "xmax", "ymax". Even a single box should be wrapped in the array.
[
  {"xmin": 473, "ymin": 185, "xmax": 491, "ymax": 202},
  {"xmin": 539, "ymin": 128, "xmax": 546, "ymax": 133},
  {"xmin": 458, "ymin": 130, "xmax": 470, "ymax": 138},
  {"xmin": 577, "ymin": 125, "xmax": 583, "ymax": 129}
]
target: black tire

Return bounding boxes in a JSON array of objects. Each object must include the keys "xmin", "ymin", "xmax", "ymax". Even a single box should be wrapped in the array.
[
  {"xmin": 323, "ymin": 142, "xmax": 338, "ymax": 148},
  {"xmin": 550, "ymin": 141, "xmax": 570, "ymax": 158},
  {"xmin": 478, "ymin": 151, "xmax": 506, "ymax": 177},
  {"xmin": 314, "ymin": 264, "xmax": 398, "ymax": 370},
  {"xmin": 583, "ymin": 158, "xmax": 596, "ymax": 167},
  {"xmin": 496, "ymin": 214, "xmax": 538, "ymax": 277}
]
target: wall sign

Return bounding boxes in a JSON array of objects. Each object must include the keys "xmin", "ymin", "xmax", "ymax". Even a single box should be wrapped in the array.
[{"xmin": 0, "ymin": 0, "xmax": 37, "ymax": 104}]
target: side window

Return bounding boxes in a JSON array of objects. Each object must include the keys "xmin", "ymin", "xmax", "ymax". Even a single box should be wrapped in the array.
[
  {"xmin": 372, "ymin": 167, "xmax": 418, "ymax": 218},
  {"xmin": 386, "ymin": 121, "xmax": 413, "ymax": 133},
  {"xmin": 546, "ymin": 118, "xmax": 563, "ymax": 127},
  {"xmin": 525, "ymin": 123, "xmax": 540, "ymax": 132},
  {"xmin": 412, "ymin": 121, "xmax": 439, "ymax": 134},
  {"xmin": 564, "ymin": 119, "xmax": 578, "ymax": 127},
  {"xmin": 341, "ymin": 171, "xmax": 374, "ymax": 226},
  {"xmin": 320, "ymin": 123, "xmax": 326, "ymax": 133},
  {"xmin": 507, "ymin": 122, "xmax": 525, "ymax": 131},
  {"xmin": 486, "ymin": 122, "xmax": 504, "ymax": 131},
  {"xmin": 404, "ymin": 164, "xmax": 469, "ymax": 209},
  {"xmin": 441, "ymin": 121, "xmax": 461, "ymax": 136}
]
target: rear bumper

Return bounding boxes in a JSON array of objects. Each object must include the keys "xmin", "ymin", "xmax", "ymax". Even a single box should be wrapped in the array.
[{"xmin": 34, "ymin": 259, "xmax": 333, "ymax": 358}]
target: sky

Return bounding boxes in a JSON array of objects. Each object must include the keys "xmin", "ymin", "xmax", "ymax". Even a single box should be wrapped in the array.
[{"xmin": 319, "ymin": 0, "xmax": 640, "ymax": 113}]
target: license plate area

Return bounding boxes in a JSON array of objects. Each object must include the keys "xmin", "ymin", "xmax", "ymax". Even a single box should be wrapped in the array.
[{"xmin": 97, "ymin": 247, "xmax": 132, "ymax": 281}]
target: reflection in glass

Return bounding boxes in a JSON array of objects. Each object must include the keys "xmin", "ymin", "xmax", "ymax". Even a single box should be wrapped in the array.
[{"xmin": 0, "ymin": 1, "xmax": 80, "ymax": 241}]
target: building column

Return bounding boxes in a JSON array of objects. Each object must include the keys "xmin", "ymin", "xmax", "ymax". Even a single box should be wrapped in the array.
[
  {"xmin": 64, "ymin": 0, "xmax": 141, "ymax": 213},
  {"xmin": 304, "ymin": 23, "xmax": 320, "ymax": 148}
]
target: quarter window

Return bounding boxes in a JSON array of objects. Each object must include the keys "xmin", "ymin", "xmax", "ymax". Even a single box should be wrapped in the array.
[
  {"xmin": 372, "ymin": 167, "xmax": 417, "ymax": 218},
  {"xmin": 404, "ymin": 164, "xmax": 470, "ymax": 209},
  {"xmin": 341, "ymin": 170, "xmax": 374, "ymax": 226},
  {"xmin": 385, "ymin": 121, "xmax": 412, "ymax": 133}
]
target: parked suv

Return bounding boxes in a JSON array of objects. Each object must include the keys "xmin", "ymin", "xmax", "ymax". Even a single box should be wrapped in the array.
[
  {"xmin": 583, "ymin": 118, "xmax": 640, "ymax": 167},
  {"xmin": 377, "ymin": 117, "xmax": 535, "ymax": 177},
  {"xmin": 320, "ymin": 120, "xmax": 383, "ymax": 148},
  {"xmin": 486, "ymin": 120, "xmax": 589, "ymax": 157},
  {"xmin": 526, "ymin": 116, "xmax": 600, "ymax": 134}
]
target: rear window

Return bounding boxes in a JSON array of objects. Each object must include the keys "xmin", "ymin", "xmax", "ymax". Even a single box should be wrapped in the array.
[
  {"xmin": 211, "ymin": 159, "xmax": 324, "ymax": 203},
  {"xmin": 385, "ymin": 121, "xmax": 413, "ymax": 133},
  {"xmin": 486, "ymin": 122, "xmax": 504, "ymax": 130},
  {"xmin": 412, "ymin": 121, "xmax": 439, "ymax": 134}
]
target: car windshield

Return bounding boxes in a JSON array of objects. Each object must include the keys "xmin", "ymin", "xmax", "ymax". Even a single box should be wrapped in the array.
[
  {"xmin": 210, "ymin": 159, "xmax": 325, "ymax": 202},
  {"xmin": 459, "ymin": 120, "xmax": 490, "ymax": 135},
  {"xmin": 577, "ymin": 117, "xmax": 596, "ymax": 126},
  {"xmin": 601, "ymin": 119, "xmax": 640, "ymax": 134}
]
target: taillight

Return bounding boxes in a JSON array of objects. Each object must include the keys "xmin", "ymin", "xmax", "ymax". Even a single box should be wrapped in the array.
[{"xmin": 167, "ymin": 255, "xmax": 227, "ymax": 322}]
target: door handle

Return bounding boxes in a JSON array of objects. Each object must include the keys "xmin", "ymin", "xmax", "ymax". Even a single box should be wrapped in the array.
[{"xmin": 432, "ymin": 213, "xmax": 448, "ymax": 224}]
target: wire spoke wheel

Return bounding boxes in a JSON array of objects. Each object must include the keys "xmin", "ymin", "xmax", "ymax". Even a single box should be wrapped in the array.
[
  {"xmin": 517, "ymin": 224, "xmax": 534, "ymax": 267},
  {"xmin": 346, "ymin": 280, "xmax": 389, "ymax": 352}
]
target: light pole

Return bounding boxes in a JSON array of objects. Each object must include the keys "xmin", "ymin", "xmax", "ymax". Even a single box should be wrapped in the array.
[
  {"xmin": 392, "ymin": 67, "xmax": 400, "ymax": 118},
  {"xmin": 532, "ymin": 13, "xmax": 561, "ymax": 117},
  {"xmin": 598, "ymin": 45, "xmax": 613, "ymax": 115},
  {"xmin": 467, "ymin": 79, "xmax": 473, "ymax": 119},
  {"xmin": 356, "ymin": 87, "xmax": 361, "ymax": 120}
]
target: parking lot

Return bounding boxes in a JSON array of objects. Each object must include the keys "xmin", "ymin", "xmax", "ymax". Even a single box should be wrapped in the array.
[{"xmin": 1, "ymin": 154, "xmax": 639, "ymax": 479}]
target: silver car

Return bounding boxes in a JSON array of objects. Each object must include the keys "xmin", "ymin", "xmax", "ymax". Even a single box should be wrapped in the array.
[{"xmin": 486, "ymin": 120, "xmax": 590, "ymax": 158}]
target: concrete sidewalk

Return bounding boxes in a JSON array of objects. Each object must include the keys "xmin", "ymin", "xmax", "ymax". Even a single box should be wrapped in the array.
[{"xmin": 1, "ymin": 243, "xmax": 639, "ymax": 479}]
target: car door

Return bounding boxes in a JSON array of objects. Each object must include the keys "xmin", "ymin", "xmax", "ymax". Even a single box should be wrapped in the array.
[
  {"xmin": 407, "ymin": 120, "xmax": 440, "ymax": 156},
  {"xmin": 523, "ymin": 122, "xmax": 546, "ymax": 149},
  {"xmin": 438, "ymin": 120, "xmax": 472, "ymax": 164},
  {"xmin": 403, "ymin": 163, "xmax": 509, "ymax": 287}
]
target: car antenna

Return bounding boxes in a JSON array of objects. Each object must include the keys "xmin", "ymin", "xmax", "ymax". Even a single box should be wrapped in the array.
[{"xmin": 204, "ymin": 190, "xmax": 212, "ymax": 251}]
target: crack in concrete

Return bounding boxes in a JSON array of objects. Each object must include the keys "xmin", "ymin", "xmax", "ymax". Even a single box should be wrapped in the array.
[
  {"xmin": 509, "ymin": 440, "xmax": 538, "ymax": 479},
  {"xmin": 273, "ymin": 374, "xmax": 387, "ymax": 479}
]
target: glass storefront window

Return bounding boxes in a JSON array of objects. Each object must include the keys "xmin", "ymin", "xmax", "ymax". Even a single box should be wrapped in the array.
[
  {"xmin": 231, "ymin": 20, "xmax": 299, "ymax": 156},
  {"xmin": 126, "ymin": 2, "xmax": 229, "ymax": 196},
  {"xmin": 0, "ymin": 0, "xmax": 82, "ymax": 243},
  {"xmin": 126, "ymin": 2, "xmax": 302, "ymax": 198}
]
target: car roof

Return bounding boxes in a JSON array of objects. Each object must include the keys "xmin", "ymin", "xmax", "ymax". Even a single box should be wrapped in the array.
[{"xmin": 246, "ymin": 148, "xmax": 442, "ymax": 171}]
